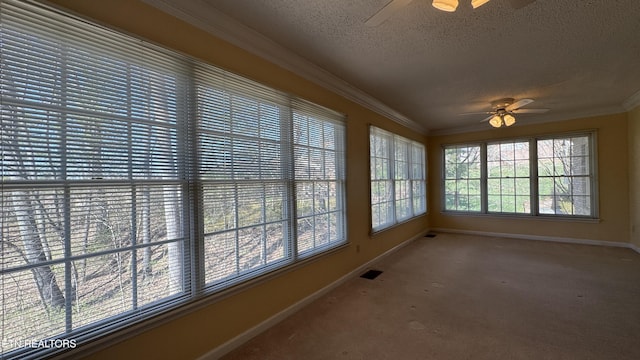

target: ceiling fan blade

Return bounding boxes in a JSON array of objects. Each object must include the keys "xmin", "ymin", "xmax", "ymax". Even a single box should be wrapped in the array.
[
  {"xmin": 459, "ymin": 111, "xmax": 492, "ymax": 116},
  {"xmin": 365, "ymin": 0, "xmax": 413, "ymax": 27},
  {"xmin": 506, "ymin": 98, "xmax": 534, "ymax": 111},
  {"xmin": 511, "ymin": 108, "xmax": 549, "ymax": 114},
  {"xmin": 480, "ymin": 114, "xmax": 495, "ymax": 122},
  {"xmin": 507, "ymin": 0, "xmax": 536, "ymax": 9}
]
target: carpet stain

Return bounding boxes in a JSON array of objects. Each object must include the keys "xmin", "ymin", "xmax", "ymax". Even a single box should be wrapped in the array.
[{"xmin": 409, "ymin": 320, "xmax": 426, "ymax": 330}]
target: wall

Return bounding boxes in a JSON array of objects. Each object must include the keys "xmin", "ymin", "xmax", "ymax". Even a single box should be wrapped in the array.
[
  {"xmin": 428, "ymin": 113, "xmax": 629, "ymax": 243},
  {"xmin": 45, "ymin": 0, "xmax": 429, "ymax": 359},
  {"xmin": 629, "ymin": 106, "xmax": 640, "ymax": 249}
]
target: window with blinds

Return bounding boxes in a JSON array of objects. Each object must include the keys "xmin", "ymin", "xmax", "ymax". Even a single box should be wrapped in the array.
[
  {"xmin": 0, "ymin": 1, "xmax": 346, "ymax": 359},
  {"xmin": 369, "ymin": 126, "xmax": 426, "ymax": 232}
]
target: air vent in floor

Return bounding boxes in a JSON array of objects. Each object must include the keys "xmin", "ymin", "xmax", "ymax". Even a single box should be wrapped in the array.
[{"xmin": 360, "ymin": 269, "xmax": 383, "ymax": 280}]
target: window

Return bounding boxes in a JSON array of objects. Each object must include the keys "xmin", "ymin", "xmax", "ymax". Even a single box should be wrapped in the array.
[
  {"xmin": 0, "ymin": 1, "xmax": 346, "ymax": 359},
  {"xmin": 487, "ymin": 141, "xmax": 531, "ymax": 213},
  {"xmin": 442, "ymin": 133, "xmax": 597, "ymax": 217},
  {"xmin": 444, "ymin": 145, "xmax": 482, "ymax": 212},
  {"xmin": 370, "ymin": 126, "xmax": 426, "ymax": 232},
  {"xmin": 537, "ymin": 135, "xmax": 592, "ymax": 216}
]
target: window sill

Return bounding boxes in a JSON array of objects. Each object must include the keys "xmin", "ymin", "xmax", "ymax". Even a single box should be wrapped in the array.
[{"xmin": 440, "ymin": 211, "xmax": 601, "ymax": 224}]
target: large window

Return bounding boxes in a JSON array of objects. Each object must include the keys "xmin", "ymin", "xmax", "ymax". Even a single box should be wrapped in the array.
[
  {"xmin": 442, "ymin": 133, "xmax": 596, "ymax": 217},
  {"xmin": 370, "ymin": 126, "xmax": 426, "ymax": 232},
  {"xmin": 0, "ymin": 2, "xmax": 346, "ymax": 359}
]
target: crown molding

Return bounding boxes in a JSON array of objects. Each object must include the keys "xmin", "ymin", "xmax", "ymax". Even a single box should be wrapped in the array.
[
  {"xmin": 623, "ymin": 89, "xmax": 640, "ymax": 111},
  {"xmin": 141, "ymin": 0, "xmax": 426, "ymax": 134}
]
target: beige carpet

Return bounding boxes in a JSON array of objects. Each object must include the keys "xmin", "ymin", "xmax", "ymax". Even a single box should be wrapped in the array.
[{"xmin": 221, "ymin": 233, "xmax": 640, "ymax": 360}]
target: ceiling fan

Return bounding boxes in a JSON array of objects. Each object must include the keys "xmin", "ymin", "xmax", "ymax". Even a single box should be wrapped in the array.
[
  {"xmin": 365, "ymin": 0, "xmax": 537, "ymax": 26},
  {"xmin": 461, "ymin": 98, "xmax": 549, "ymax": 128}
]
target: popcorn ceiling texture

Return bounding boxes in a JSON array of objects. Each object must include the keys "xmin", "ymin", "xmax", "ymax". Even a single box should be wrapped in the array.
[{"xmin": 154, "ymin": 0, "xmax": 640, "ymax": 132}]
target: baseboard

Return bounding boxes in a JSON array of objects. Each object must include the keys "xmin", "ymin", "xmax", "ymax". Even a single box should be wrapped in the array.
[
  {"xmin": 630, "ymin": 243, "xmax": 640, "ymax": 255},
  {"xmin": 197, "ymin": 229, "xmax": 428, "ymax": 360},
  {"xmin": 431, "ymin": 228, "xmax": 633, "ymax": 249}
]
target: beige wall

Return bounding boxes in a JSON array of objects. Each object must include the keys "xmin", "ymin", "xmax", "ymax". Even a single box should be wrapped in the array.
[
  {"xmin": 47, "ymin": 1, "xmax": 428, "ymax": 359},
  {"xmin": 428, "ymin": 113, "xmax": 630, "ymax": 243},
  {"xmin": 629, "ymin": 106, "xmax": 640, "ymax": 248}
]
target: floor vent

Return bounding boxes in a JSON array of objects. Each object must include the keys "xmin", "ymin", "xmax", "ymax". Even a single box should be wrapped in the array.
[
  {"xmin": 425, "ymin": 233, "xmax": 437, "ymax": 238},
  {"xmin": 360, "ymin": 269, "xmax": 383, "ymax": 280}
]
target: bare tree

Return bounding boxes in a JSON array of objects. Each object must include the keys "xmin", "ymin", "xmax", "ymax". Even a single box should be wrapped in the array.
[
  {"xmin": 11, "ymin": 191, "xmax": 65, "ymax": 310},
  {"xmin": 163, "ymin": 190, "xmax": 183, "ymax": 293}
]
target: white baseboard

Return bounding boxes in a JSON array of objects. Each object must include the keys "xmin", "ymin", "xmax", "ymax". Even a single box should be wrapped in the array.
[
  {"xmin": 432, "ymin": 227, "xmax": 636, "ymax": 249},
  {"xmin": 197, "ymin": 230, "xmax": 428, "ymax": 360}
]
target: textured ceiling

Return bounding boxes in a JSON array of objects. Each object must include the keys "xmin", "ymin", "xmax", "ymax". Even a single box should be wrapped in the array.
[{"xmin": 147, "ymin": 0, "xmax": 640, "ymax": 134}]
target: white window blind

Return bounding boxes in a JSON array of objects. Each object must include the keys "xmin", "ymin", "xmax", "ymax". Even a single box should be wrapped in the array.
[
  {"xmin": 1, "ymin": 1, "xmax": 189, "ymax": 359},
  {"xmin": 293, "ymin": 103, "xmax": 346, "ymax": 256},
  {"xmin": 195, "ymin": 67, "xmax": 346, "ymax": 289},
  {"xmin": 195, "ymin": 68, "xmax": 295, "ymax": 288},
  {"xmin": 369, "ymin": 126, "xmax": 426, "ymax": 232},
  {"xmin": 0, "ymin": 1, "xmax": 347, "ymax": 359}
]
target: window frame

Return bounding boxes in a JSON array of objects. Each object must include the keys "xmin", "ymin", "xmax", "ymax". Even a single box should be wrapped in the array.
[
  {"xmin": 369, "ymin": 126, "xmax": 427, "ymax": 233},
  {"xmin": 441, "ymin": 131, "xmax": 598, "ymax": 219}
]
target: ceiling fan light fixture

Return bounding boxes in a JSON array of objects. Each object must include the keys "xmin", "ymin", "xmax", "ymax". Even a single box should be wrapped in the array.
[
  {"xmin": 503, "ymin": 113, "xmax": 516, "ymax": 126},
  {"xmin": 489, "ymin": 115, "xmax": 503, "ymax": 128},
  {"xmin": 471, "ymin": 0, "xmax": 491, "ymax": 9},
  {"xmin": 432, "ymin": 0, "xmax": 458, "ymax": 12}
]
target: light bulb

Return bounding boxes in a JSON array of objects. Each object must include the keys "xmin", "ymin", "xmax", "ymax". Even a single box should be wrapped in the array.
[
  {"xmin": 489, "ymin": 115, "xmax": 502, "ymax": 128},
  {"xmin": 471, "ymin": 0, "xmax": 490, "ymax": 9},
  {"xmin": 503, "ymin": 114, "xmax": 516, "ymax": 126},
  {"xmin": 432, "ymin": 0, "xmax": 459, "ymax": 12}
]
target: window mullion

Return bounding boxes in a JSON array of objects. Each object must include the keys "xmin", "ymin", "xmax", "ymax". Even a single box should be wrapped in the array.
[
  {"xmin": 284, "ymin": 105, "xmax": 297, "ymax": 261},
  {"xmin": 60, "ymin": 41, "xmax": 74, "ymax": 335},
  {"xmin": 389, "ymin": 134, "xmax": 396, "ymax": 225},
  {"xmin": 531, "ymin": 139, "xmax": 539, "ymax": 215},
  {"xmin": 480, "ymin": 143, "xmax": 488, "ymax": 214},
  {"xmin": 186, "ymin": 72, "xmax": 203, "ymax": 297}
]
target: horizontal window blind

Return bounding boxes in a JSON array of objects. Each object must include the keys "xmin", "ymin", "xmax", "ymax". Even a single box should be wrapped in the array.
[
  {"xmin": 0, "ymin": 1, "xmax": 347, "ymax": 359},
  {"xmin": 195, "ymin": 66, "xmax": 294, "ymax": 288},
  {"xmin": 1, "ymin": 1, "xmax": 191, "ymax": 359},
  {"xmin": 369, "ymin": 126, "xmax": 426, "ymax": 232},
  {"xmin": 292, "ymin": 102, "xmax": 346, "ymax": 256},
  {"xmin": 194, "ymin": 65, "xmax": 346, "ymax": 289}
]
